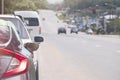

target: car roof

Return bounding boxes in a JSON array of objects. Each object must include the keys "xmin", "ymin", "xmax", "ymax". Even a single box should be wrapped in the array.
[
  {"xmin": 0, "ymin": 19, "xmax": 7, "ymax": 26},
  {"xmin": 59, "ymin": 26, "xmax": 65, "ymax": 28},
  {"xmin": 14, "ymin": 11, "xmax": 39, "ymax": 18},
  {"xmin": 0, "ymin": 14, "xmax": 20, "ymax": 19},
  {"xmin": 58, "ymin": 27, "xmax": 66, "ymax": 30}
]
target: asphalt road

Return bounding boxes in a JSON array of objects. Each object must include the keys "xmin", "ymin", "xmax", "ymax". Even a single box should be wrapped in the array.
[{"xmin": 37, "ymin": 10, "xmax": 120, "ymax": 80}]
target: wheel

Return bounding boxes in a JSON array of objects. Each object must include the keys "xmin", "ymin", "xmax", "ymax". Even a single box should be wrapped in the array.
[
  {"xmin": 26, "ymin": 60, "xmax": 36, "ymax": 80},
  {"xmin": 36, "ymin": 61, "xmax": 39, "ymax": 80},
  {"xmin": 64, "ymin": 31, "xmax": 67, "ymax": 34}
]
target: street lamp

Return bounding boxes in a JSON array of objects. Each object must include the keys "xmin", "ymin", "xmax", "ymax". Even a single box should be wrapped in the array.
[{"xmin": 1, "ymin": 0, "xmax": 4, "ymax": 14}]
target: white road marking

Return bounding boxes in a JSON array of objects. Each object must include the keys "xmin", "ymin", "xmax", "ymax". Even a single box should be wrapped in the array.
[
  {"xmin": 95, "ymin": 45, "xmax": 102, "ymax": 48},
  {"xmin": 74, "ymin": 38, "xmax": 77, "ymax": 40},
  {"xmin": 116, "ymin": 50, "xmax": 120, "ymax": 53},
  {"xmin": 81, "ymin": 40, "xmax": 87, "ymax": 43}
]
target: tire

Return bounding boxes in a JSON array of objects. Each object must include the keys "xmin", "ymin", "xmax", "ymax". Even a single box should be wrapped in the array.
[
  {"xmin": 36, "ymin": 61, "xmax": 39, "ymax": 80},
  {"xmin": 27, "ymin": 60, "xmax": 36, "ymax": 80},
  {"xmin": 64, "ymin": 31, "xmax": 66, "ymax": 34}
]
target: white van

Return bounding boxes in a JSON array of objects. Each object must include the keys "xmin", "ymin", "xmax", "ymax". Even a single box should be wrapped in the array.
[{"xmin": 14, "ymin": 11, "xmax": 42, "ymax": 41}]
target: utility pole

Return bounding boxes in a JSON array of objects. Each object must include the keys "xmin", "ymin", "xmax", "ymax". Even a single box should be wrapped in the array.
[
  {"xmin": 103, "ymin": 17, "xmax": 107, "ymax": 34},
  {"xmin": 1, "ymin": 0, "xmax": 4, "ymax": 14}
]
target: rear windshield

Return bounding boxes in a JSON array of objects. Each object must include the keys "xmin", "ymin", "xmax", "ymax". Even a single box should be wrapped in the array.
[
  {"xmin": 0, "ymin": 25, "xmax": 10, "ymax": 44},
  {"xmin": 24, "ymin": 18, "xmax": 39, "ymax": 26},
  {"xmin": 0, "ymin": 18, "xmax": 29, "ymax": 39}
]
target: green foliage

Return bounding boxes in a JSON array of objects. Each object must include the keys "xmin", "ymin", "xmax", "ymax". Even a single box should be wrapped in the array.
[
  {"xmin": 15, "ymin": 0, "xmax": 37, "ymax": 11},
  {"xmin": 107, "ymin": 18, "xmax": 120, "ymax": 35},
  {"xmin": 1, "ymin": 0, "xmax": 48, "ymax": 14},
  {"xmin": 57, "ymin": 14, "xmax": 65, "ymax": 20},
  {"xmin": 36, "ymin": 0, "xmax": 48, "ymax": 9},
  {"xmin": 63, "ymin": 0, "xmax": 120, "ymax": 10}
]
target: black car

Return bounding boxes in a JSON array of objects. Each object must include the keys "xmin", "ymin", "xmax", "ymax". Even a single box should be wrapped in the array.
[
  {"xmin": 0, "ymin": 19, "xmax": 43, "ymax": 80},
  {"xmin": 58, "ymin": 27, "xmax": 66, "ymax": 34}
]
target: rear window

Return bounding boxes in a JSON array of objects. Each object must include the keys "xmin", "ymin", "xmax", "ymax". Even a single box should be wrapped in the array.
[
  {"xmin": 0, "ymin": 18, "xmax": 29, "ymax": 39},
  {"xmin": 0, "ymin": 25, "xmax": 10, "ymax": 44},
  {"xmin": 24, "ymin": 18, "xmax": 39, "ymax": 26}
]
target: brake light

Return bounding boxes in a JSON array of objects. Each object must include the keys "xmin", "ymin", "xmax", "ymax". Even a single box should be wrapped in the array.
[
  {"xmin": 7, "ymin": 58, "xmax": 19, "ymax": 71},
  {"xmin": 0, "ymin": 48, "xmax": 28, "ymax": 78},
  {"xmin": 39, "ymin": 27, "xmax": 41, "ymax": 34}
]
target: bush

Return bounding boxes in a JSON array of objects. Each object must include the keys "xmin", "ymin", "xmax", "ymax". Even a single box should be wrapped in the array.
[{"xmin": 107, "ymin": 18, "xmax": 120, "ymax": 35}]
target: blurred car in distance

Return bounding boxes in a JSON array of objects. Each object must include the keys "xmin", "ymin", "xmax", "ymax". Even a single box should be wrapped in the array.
[
  {"xmin": 0, "ymin": 19, "xmax": 43, "ymax": 80},
  {"xmin": 14, "ymin": 11, "xmax": 42, "ymax": 40},
  {"xmin": 70, "ymin": 27, "xmax": 78, "ymax": 34},
  {"xmin": 58, "ymin": 27, "xmax": 66, "ymax": 34}
]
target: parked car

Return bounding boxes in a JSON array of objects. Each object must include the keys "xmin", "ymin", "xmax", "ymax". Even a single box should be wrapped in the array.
[
  {"xmin": 58, "ymin": 27, "xmax": 66, "ymax": 34},
  {"xmin": 0, "ymin": 19, "xmax": 43, "ymax": 80},
  {"xmin": 70, "ymin": 27, "xmax": 78, "ymax": 34},
  {"xmin": 0, "ymin": 15, "xmax": 44, "ymax": 80},
  {"xmin": 14, "ymin": 11, "xmax": 42, "ymax": 40}
]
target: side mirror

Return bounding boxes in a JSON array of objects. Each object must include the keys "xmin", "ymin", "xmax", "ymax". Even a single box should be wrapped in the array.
[
  {"xmin": 34, "ymin": 36, "xmax": 44, "ymax": 43},
  {"xmin": 24, "ymin": 42, "xmax": 39, "ymax": 52}
]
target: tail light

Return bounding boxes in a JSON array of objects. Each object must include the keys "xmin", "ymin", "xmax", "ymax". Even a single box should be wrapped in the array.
[
  {"xmin": 39, "ymin": 27, "xmax": 41, "ymax": 34},
  {"xmin": 0, "ymin": 48, "xmax": 28, "ymax": 78}
]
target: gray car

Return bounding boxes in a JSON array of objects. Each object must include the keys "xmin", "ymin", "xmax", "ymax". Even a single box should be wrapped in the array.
[
  {"xmin": 70, "ymin": 27, "xmax": 78, "ymax": 34},
  {"xmin": 0, "ymin": 16, "xmax": 43, "ymax": 80}
]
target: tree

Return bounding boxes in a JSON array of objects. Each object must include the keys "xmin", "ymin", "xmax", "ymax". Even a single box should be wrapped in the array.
[
  {"xmin": 1, "ymin": 0, "xmax": 48, "ymax": 14},
  {"xmin": 63, "ymin": 0, "xmax": 120, "ymax": 11},
  {"xmin": 15, "ymin": 0, "xmax": 37, "ymax": 11},
  {"xmin": 34, "ymin": 0, "xmax": 48, "ymax": 9}
]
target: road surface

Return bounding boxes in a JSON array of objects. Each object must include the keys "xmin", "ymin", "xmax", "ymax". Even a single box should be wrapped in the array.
[{"xmin": 37, "ymin": 10, "xmax": 120, "ymax": 80}]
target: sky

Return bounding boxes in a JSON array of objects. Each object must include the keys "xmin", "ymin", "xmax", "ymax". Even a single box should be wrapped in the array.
[{"xmin": 47, "ymin": 0, "xmax": 63, "ymax": 4}]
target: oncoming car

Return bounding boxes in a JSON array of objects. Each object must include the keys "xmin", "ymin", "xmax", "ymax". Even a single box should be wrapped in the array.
[{"xmin": 0, "ymin": 19, "xmax": 43, "ymax": 80}]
